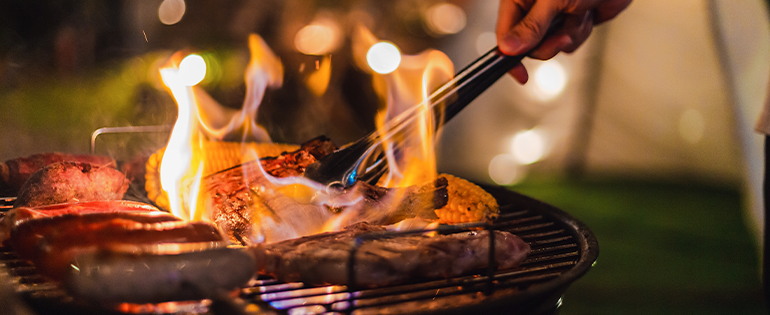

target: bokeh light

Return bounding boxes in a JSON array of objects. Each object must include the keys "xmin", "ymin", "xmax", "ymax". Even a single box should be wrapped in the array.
[
  {"xmin": 488, "ymin": 154, "xmax": 524, "ymax": 185},
  {"xmin": 425, "ymin": 3, "xmax": 467, "ymax": 35},
  {"xmin": 294, "ymin": 20, "xmax": 342, "ymax": 55},
  {"xmin": 367, "ymin": 42, "xmax": 402, "ymax": 74},
  {"xmin": 679, "ymin": 108, "xmax": 705, "ymax": 144},
  {"xmin": 511, "ymin": 129, "xmax": 547, "ymax": 165},
  {"xmin": 532, "ymin": 60, "xmax": 567, "ymax": 100},
  {"xmin": 159, "ymin": 0, "xmax": 186, "ymax": 25},
  {"xmin": 178, "ymin": 54, "xmax": 206, "ymax": 86},
  {"xmin": 475, "ymin": 32, "xmax": 497, "ymax": 55}
]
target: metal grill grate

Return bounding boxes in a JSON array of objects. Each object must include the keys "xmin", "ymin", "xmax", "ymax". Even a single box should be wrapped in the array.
[{"xmin": 0, "ymin": 186, "xmax": 597, "ymax": 315}]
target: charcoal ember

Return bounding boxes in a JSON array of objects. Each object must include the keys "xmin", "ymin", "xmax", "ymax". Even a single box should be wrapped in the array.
[
  {"xmin": 14, "ymin": 162, "xmax": 129, "ymax": 208},
  {"xmin": 251, "ymin": 222, "xmax": 531, "ymax": 287},
  {"xmin": 0, "ymin": 152, "xmax": 116, "ymax": 196}
]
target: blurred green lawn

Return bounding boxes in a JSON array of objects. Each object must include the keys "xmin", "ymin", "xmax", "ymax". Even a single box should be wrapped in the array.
[{"xmin": 512, "ymin": 179, "xmax": 766, "ymax": 315}]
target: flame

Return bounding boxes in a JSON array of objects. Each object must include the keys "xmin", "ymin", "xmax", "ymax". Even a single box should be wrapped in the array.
[
  {"xmin": 158, "ymin": 52, "xmax": 204, "ymax": 220},
  {"xmin": 195, "ymin": 34, "xmax": 281, "ymax": 143},
  {"xmin": 158, "ymin": 34, "xmax": 284, "ymax": 222},
  {"xmin": 353, "ymin": 25, "xmax": 454, "ymax": 189}
]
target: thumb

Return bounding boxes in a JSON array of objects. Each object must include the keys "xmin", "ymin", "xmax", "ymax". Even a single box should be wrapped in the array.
[{"xmin": 499, "ymin": 2, "xmax": 560, "ymax": 56}]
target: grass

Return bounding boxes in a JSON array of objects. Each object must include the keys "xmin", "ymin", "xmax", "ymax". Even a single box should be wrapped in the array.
[{"xmin": 511, "ymin": 178, "xmax": 766, "ymax": 315}]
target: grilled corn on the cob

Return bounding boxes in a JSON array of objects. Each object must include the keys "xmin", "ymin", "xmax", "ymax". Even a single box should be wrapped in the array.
[{"xmin": 434, "ymin": 174, "xmax": 499, "ymax": 224}]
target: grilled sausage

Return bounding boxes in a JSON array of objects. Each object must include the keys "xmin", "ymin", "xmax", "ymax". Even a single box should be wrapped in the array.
[
  {"xmin": 0, "ymin": 200, "xmax": 162, "ymax": 244},
  {"xmin": 33, "ymin": 220, "xmax": 225, "ymax": 281},
  {"xmin": 64, "ymin": 247, "xmax": 256, "ymax": 304},
  {"xmin": 11, "ymin": 211, "xmax": 180, "ymax": 260}
]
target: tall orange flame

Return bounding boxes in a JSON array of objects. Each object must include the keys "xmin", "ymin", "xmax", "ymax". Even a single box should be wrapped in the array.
[
  {"xmin": 353, "ymin": 25, "xmax": 454, "ymax": 188},
  {"xmin": 158, "ymin": 34, "xmax": 284, "ymax": 222}
]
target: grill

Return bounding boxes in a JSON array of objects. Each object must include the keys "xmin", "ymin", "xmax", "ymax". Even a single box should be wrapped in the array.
[{"xmin": 0, "ymin": 184, "xmax": 597, "ymax": 315}]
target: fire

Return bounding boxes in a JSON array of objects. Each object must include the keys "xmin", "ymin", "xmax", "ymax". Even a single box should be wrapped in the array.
[
  {"xmin": 158, "ymin": 53, "xmax": 203, "ymax": 220},
  {"xmin": 158, "ymin": 28, "xmax": 456, "ymax": 238},
  {"xmin": 353, "ymin": 25, "xmax": 454, "ymax": 188},
  {"xmin": 158, "ymin": 34, "xmax": 282, "ymax": 221}
]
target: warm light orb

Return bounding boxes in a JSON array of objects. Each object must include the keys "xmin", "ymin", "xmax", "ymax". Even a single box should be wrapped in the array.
[
  {"xmin": 178, "ymin": 54, "xmax": 206, "ymax": 86},
  {"xmin": 295, "ymin": 22, "xmax": 341, "ymax": 55},
  {"xmin": 532, "ymin": 60, "xmax": 567, "ymax": 99},
  {"xmin": 475, "ymin": 32, "xmax": 496, "ymax": 55},
  {"xmin": 679, "ymin": 108, "xmax": 705, "ymax": 144},
  {"xmin": 367, "ymin": 42, "xmax": 401, "ymax": 74},
  {"xmin": 425, "ymin": 3, "xmax": 467, "ymax": 35},
  {"xmin": 159, "ymin": 0, "xmax": 186, "ymax": 25},
  {"xmin": 511, "ymin": 129, "xmax": 547, "ymax": 165},
  {"xmin": 488, "ymin": 154, "xmax": 523, "ymax": 185}
]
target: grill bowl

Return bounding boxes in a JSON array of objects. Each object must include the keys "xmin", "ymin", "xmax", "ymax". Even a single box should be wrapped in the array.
[{"xmin": 1, "ymin": 183, "xmax": 598, "ymax": 315}]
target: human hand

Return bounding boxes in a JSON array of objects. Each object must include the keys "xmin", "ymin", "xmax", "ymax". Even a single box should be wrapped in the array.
[{"xmin": 496, "ymin": 0, "xmax": 632, "ymax": 83}]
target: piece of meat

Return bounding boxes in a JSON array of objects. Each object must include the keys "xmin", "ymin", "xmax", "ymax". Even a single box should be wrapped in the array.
[
  {"xmin": 205, "ymin": 162, "xmax": 447, "ymax": 245},
  {"xmin": 0, "ymin": 200, "xmax": 162, "ymax": 244},
  {"xmin": 14, "ymin": 161, "xmax": 129, "ymax": 208},
  {"xmin": 250, "ymin": 222, "xmax": 531, "ymax": 287},
  {"xmin": 33, "ymin": 220, "xmax": 226, "ymax": 281},
  {"xmin": 0, "ymin": 152, "xmax": 116, "ymax": 196},
  {"xmin": 11, "ymin": 211, "xmax": 180, "ymax": 260},
  {"xmin": 64, "ymin": 247, "xmax": 256, "ymax": 304},
  {"xmin": 260, "ymin": 135, "xmax": 336, "ymax": 177}
]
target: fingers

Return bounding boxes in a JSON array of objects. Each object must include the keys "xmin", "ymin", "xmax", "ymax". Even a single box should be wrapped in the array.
[
  {"xmin": 508, "ymin": 63, "xmax": 529, "ymax": 84},
  {"xmin": 524, "ymin": 8, "xmax": 595, "ymax": 59},
  {"xmin": 562, "ymin": 10, "xmax": 594, "ymax": 53},
  {"xmin": 594, "ymin": 0, "xmax": 633, "ymax": 24},
  {"xmin": 497, "ymin": 0, "xmax": 560, "ymax": 56}
]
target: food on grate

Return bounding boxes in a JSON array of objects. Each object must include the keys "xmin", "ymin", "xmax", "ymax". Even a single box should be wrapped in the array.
[
  {"xmin": 11, "ymin": 211, "xmax": 180, "ymax": 260},
  {"xmin": 250, "ymin": 222, "xmax": 530, "ymax": 287},
  {"xmin": 64, "ymin": 246, "xmax": 255, "ymax": 304},
  {"xmin": 0, "ymin": 200, "xmax": 162, "ymax": 244},
  {"xmin": 205, "ymin": 162, "xmax": 447, "ymax": 245},
  {"xmin": 434, "ymin": 174, "xmax": 499, "ymax": 224},
  {"xmin": 33, "ymin": 219, "xmax": 226, "ymax": 281},
  {"xmin": 0, "ymin": 152, "xmax": 116, "ymax": 196},
  {"xmin": 145, "ymin": 139, "xmax": 309, "ymax": 210},
  {"xmin": 14, "ymin": 161, "xmax": 129, "ymax": 208}
]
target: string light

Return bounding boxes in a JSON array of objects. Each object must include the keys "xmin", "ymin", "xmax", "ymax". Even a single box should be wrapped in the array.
[
  {"xmin": 158, "ymin": 0, "xmax": 186, "ymax": 25},
  {"xmin": 511, "ymin": 129, "xmax": 547, "ymax": 165},
  {"xmin": 532, "ymin": 60, "xmax": 567, "ymax": 100},
  {"xmin": 367, "ymin": 42, "xmax": 401, "ymax": 74},
  {"xmin": 178, "ymin": 54, "xmax": 206, "ymax": 86}
]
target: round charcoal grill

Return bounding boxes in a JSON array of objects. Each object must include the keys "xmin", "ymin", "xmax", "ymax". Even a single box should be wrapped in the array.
[{"xmin": 0, "ymin": 184, "xmax": 597, "ymax": 315}]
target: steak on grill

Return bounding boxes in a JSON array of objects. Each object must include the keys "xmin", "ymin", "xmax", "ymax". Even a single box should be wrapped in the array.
[{"xmin": 250, "ymin": 222, "xmax": 530, "ymax": 287}]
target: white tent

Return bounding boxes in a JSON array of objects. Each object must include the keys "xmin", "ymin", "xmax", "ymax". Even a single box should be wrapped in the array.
[{"xmin": 437, "ymin": 0, "xmax": 770, "ymax": 242}]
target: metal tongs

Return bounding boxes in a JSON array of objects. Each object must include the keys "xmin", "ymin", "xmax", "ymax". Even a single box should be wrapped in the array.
[{"xmin": 304, "ymin": 20, "xmax": 563, "ymax": 187}]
